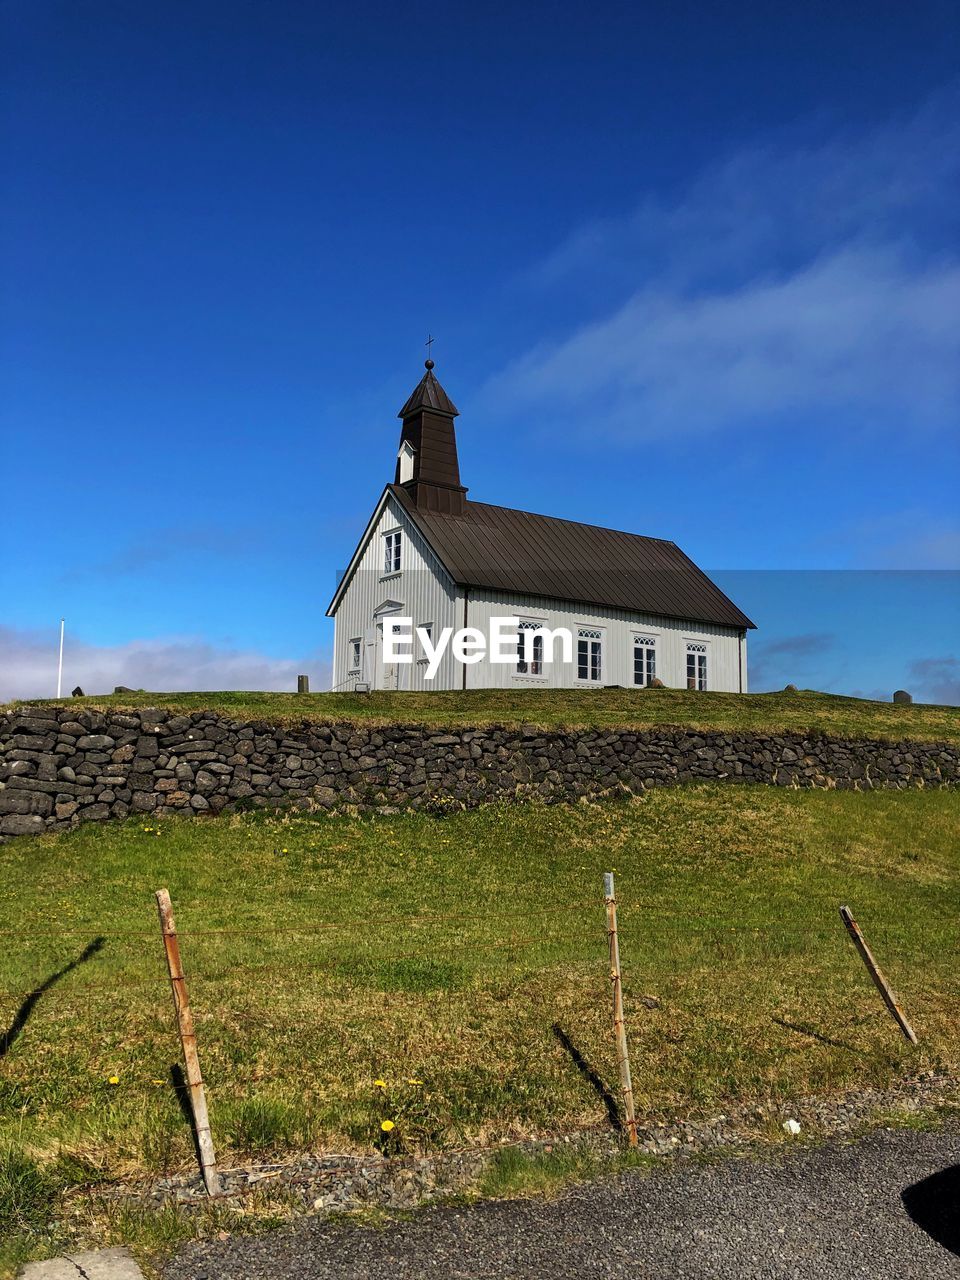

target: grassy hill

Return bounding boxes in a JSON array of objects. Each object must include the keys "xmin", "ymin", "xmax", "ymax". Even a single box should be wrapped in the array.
[
  {"xmin": 7, "ymin": 686, "xmax": 960, "ymax": 743},
  {"xmin": 1, "ymin": 785, "xmax": 958, "ymax": 1271}
]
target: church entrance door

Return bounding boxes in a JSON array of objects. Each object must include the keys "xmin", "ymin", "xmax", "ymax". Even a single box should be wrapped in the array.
[{"xmin": 373, "ymin": 602, "xmax": 404, "ymax": 691}]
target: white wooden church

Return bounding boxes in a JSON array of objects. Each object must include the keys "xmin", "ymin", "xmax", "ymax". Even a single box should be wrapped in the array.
[{"xmin": 328, "ymin": 361, "xmax": 754, "ymax": 692}]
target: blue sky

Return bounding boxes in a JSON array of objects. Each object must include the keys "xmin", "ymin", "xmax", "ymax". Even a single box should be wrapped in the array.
[{"xmin": 2, "ymin": 1, "xmax": 958, "ymax": 702}]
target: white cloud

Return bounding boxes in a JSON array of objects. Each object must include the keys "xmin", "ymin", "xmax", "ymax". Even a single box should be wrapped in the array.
[
  {"xmin": 829, "ymin": 512, "xmax": 960, "ymax": 569},
  {"xmin": 0, "ymin": 625, "xmax": 331, "ymax": 702},
  {"xmin": 493, "ymin": 88, "xmax": 960, "ymax": 440},
  {"xmin": 532, "ymin": 87, "xmax": 959, "ymax": 292},
  {"xmin": 748, "ymin": 631, "xmax": 837, "ymax": 691},
  {"xmin": 909, "ymin": 656, "xmax": 960, "ymax": 706},
  {"xmin": 495, "ymin": 247, "xmax": 960, "ymax": 438}
]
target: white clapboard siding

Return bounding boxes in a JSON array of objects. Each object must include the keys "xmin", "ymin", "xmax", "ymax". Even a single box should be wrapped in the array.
[
  {"xmin": 461, "ymin": 588, "xmax": 745, "ymax": 693},
  {"xmin": 331, "ymin": 492, "xmax": 459, "ymax": 690}
]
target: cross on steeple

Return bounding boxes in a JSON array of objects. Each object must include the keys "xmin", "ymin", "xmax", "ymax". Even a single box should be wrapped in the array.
[{"xmin": 425, "ymin": 333, "xmax": 435, "ymax": 364}]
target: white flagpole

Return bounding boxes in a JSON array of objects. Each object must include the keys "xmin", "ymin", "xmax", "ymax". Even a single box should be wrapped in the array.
[{"xmin": 57, "ymin": 619, "xmax": 65, "ymax": 699}]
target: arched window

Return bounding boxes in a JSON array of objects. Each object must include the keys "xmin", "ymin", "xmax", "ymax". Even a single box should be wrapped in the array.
[
  {"xmin": 633, "ymin": 636, "xmax": 656, "ymax": 686},
  {"xmin": 686, "ymin": 643, "xmax": 707, "ymax": 690},
  {"xmin": 516, "ymin": 621, "xmax": 544, "ymax": 676},
  {"xmin": 577, "ymin": 629, "xmax": 603, "ymax": 682}
]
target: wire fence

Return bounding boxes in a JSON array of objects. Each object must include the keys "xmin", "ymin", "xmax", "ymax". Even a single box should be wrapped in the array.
[
  {"xmin": 3, "ymin": 885, "xmax": 956, "ymax": 1020},
  {"xmin": 10, "ymin": 904, "xmax": 960, "ymax": 941},
  {"xmin": 2, "ymin": 877, "xmax": 954, "ymax": 1197},
  {"xmin": 3, "ymin": 888, "xmax": 955, "ymax": 1145},
  {"xmin": 3, "ymin": 911, "xmax": 958, "ymax": 999}
]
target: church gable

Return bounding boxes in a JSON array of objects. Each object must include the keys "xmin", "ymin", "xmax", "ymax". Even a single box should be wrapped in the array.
[{"xmin": 327, "ymin": 486, "xmax": 454, "ymax": 619}]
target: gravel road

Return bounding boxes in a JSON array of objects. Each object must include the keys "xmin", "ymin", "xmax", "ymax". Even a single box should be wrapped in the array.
[{"xmin": 165, "ymin": 1124, "xmax": 960, "ymax": 1279}]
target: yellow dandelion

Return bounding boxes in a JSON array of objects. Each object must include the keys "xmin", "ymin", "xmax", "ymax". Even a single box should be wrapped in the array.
[
  {"xmin": 407, "ymin": 1078, "xmax": 423, "ymax": 1086},
  {"xmin": 107, "ymin": 1075, "xmax": 120, "ymax": 1085},
  {"xmin": 380, "ymin": 1119, "xmax": 395, "ymax": 1132},
  {"xmin": 373, "ymin": 1078, "xmax": 387, "ymax": 1088},
  {"xmin": 151, "ymin": 1079, "xmax": 165, "ymax": 1085},
  {"xmin": 282, "ymin": 848, "xmax": 288, "ymax": 853}
]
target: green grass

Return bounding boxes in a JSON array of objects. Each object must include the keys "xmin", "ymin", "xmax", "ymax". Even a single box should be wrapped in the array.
[
  {"xmin": 0, "ymin": 1146, "xmax": 59, "ymax": 1234},
  {"xmin": 0, "ymin": 786, "xmax": 958, "ymax": 1270},
  {"xmin": 7, "ymin": 686, "xmax": 960, "ymax": 743},
  {"xmin": 471, "ymin": 1142, "xmax": 659, "ymax": 1201}
]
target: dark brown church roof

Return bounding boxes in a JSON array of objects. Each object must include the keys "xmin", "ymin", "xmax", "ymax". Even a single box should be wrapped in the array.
[
  {"xmin": 390, "ymin": 485, "xmax": 755, "ymax": 630},
  {"xmin": 397, "ymin": 362, "xmax": 459, "ymax": 419}
]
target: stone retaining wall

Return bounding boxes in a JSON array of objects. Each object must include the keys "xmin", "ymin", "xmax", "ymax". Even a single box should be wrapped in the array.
[{"xmin": 1, "ymin": 706, "xmax": 957, "ymax": 840}]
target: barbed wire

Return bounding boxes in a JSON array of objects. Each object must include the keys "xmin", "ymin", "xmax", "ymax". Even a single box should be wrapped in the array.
[
  {"xmin": 9, "ymin": 899, "xmax": 604, "ymax": 939},
  {"xmin": 2, "ymin": 949, "xmax": 957, "ymax": 1009},
  {"xmin": 3, "ymin": 921, "xmax": 955, "ymax": 995},
  {"xmin": 13, "ymin": 900, "xmax": 955, "ymax": 943},
  {"xmin": 0, "ymin": 936, "xmax": 598, "ymax": 1002}
]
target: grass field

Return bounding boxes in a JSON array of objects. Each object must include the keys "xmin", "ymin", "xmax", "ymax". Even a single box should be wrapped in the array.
[
  {"xmin": 8, "ymin": 686, "xmax": 960, "ymax": 743},
  {"xmin": 1, "ymin": 785, "xmax": 958, "ymax": 1270}
]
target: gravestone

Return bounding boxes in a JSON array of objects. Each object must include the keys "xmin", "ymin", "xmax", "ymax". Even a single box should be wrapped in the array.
[{"xmin": 893, "ymin": 690, "xmax": 913, "ymax": 705}]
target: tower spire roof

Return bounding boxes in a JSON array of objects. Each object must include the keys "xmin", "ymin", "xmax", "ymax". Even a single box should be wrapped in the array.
[{"xmin": 398, "ymin": 360, "xmax": 459, "ymax": 419}]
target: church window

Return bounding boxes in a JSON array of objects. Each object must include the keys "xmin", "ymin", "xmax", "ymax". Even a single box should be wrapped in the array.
[
  {"xmin": 577, "ymin": 629, "xmax": 603, "ymax": 681},
  {"xmin": 398, "ymin": 441, "xmax": 415, "ymax": 484},
  {"xmin": 349, "ymin": 639, "xmax": 361, "ymax": 670},
  {"xmin": 686, "ymin": 643, "xmax": 707, "ymax": 690},
  {"xmin": 383, "ymin": 529, "xmax": 402, "ymax": 574},
  {"xmin": 633, "ymin": 636, "xmax": 656, "ymax": 686},
  {"xmin": 516, "ymin": 621, "xmax": 544, "ymax": 676}
]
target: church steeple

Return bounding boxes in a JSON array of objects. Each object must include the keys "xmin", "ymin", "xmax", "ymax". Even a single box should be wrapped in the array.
[
  {"xmin": 397, "ymin": 359, "xmax": 459, "ymax": 419},
  {"xmin": 394, "ymin": 360, "xmax": 468, "ymax": 515}
]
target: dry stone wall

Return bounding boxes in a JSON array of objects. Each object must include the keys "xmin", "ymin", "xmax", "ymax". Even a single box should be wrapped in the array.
[{"xmin": 1, "ymin": 705, "xmax": 957, "ymax": 840}]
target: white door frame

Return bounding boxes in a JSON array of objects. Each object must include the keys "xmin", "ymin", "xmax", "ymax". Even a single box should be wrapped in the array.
[{"xmin": 373, "ymin": 599, "xmax": 405, "ymax": 691}]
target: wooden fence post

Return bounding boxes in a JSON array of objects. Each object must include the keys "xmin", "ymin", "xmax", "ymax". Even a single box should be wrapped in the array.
[
  {"xmin": 604, "ymin": 872, "xmax": 638, "ymax": 1146},
  {"xmin": 155, "ymin": 888, "xmax": 220, "ymax": 1194},
  {"xmin": 839, "ymin": 905, "xmax": 917, "ymax": 1045}
]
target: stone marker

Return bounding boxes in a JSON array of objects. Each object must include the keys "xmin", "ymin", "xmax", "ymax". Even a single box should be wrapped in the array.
[
  {"xmin": 17, "ymin": 1246, "xmax": 145, "ymax": 1279},
  {"xmin": 297, "ymin": 674, "xmax": 310, "ymax": 694},
  {"xmin": 71, "ymin": 686, "xmax": 84, "ymax": 697},
  {"xmin": 893, "ymin": 690, "xmax": 913, "ymax": 705}
]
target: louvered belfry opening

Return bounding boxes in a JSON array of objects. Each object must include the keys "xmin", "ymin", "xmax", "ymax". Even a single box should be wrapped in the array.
[{"xmin": 395, "ymin": 360, "xmax": 468, "ymax": 515}]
